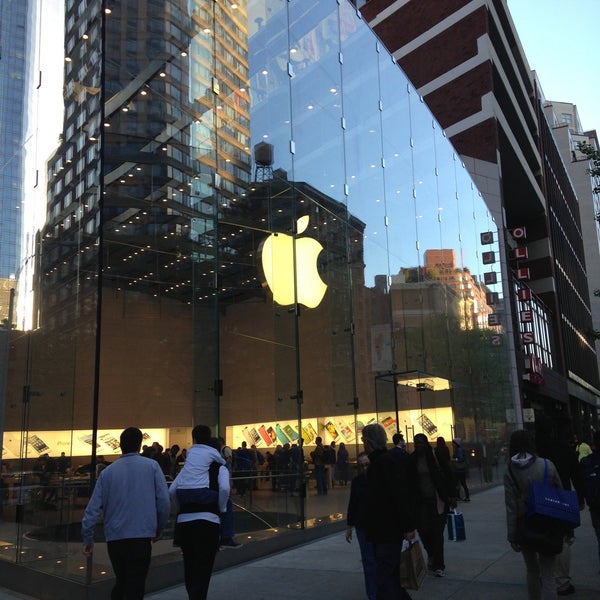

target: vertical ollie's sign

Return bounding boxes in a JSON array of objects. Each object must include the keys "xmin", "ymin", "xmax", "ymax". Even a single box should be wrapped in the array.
[{"xmin": 259, "ymin": 215, "xmax": 327, "ymax": 309}]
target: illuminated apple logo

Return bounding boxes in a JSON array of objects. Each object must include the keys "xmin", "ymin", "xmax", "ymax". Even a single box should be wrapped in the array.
[{"xmin": 260, "ymin": 215, "xmax": 327, "ymax": 308}]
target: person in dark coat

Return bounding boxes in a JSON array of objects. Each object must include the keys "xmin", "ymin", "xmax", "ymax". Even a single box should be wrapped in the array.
[
  {"xmin": 346, "ymin": 452, "xmax": 376, "ymax": 600},
  {"xmin": 389, "ymin": 433, "xmax": 408, "ymax": 463},
  {"xmin": 581, "ymin": 430, "xmax": 600, "ymax": 575},
  {"xmin": 451, "ymin": 438, "xmax": 470, "ymax": 501},
  {"xmin": 363, "ymin": 423, "xmax": 417, "ymax": 599},
  {"xmin": 336, "ymin": 442, "xmax": 350, "ymax": 486},
  {"xmin": 434, "ymin": 437, "xmax": 451, "ymax": 467},
  {"xmin": 536, "ymin": 421, "xmax": 584, "ymax": 596},
  {"xmin": 411, "ymin": 433, "xmax": 456, "ymax": 577},
  {"xmin": 504, "ymin": 429, "xmax": 564, "ymax": 600}
]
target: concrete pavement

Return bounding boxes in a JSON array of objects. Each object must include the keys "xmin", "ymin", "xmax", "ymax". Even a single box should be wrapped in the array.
[
  {"xmin": 147, "ymin": 484, "xmax": 600, "ymax": 600},
  {"xmin": 0, "ymin": 484, "xmax": 598, "ymax": 599}
]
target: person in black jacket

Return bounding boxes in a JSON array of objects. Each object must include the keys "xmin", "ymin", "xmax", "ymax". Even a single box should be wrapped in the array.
[
  {"xmin": 582, "ymin": 430, "xmax": 600, "ymax": 575},
  {"xmin": 411, "ymin": 433, "xmax": 456, "ymax": 578},
  {"xmin": 362, "ymin": 423, "xmax": 417, "ymax": 600},
  {"xmin": 537, "ymin": 421, "xmax": 584, "ymax": 596},
  {"xmin": 346, "ymin": 452, "xmax": 376, "ymax": 600}
]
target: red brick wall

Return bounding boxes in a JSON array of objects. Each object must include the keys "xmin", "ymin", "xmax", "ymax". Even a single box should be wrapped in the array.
[
  {"xmin": 363, "ymin": 0, "xmax": 473, "ymax": 51},
  {"xmin": 424, "ymin": 62, "xmax": 492, "ymax": 125},
  {"xmin": 448, "ymin": 119, "xmax": 498, "ymax": 164},
  {"xmin": 398, "ymin": 8, "xmax": 488, "ymax": 88},
  {"xmin": 361, "ymin": 1, "xmax": 497, "ymax": 164}
]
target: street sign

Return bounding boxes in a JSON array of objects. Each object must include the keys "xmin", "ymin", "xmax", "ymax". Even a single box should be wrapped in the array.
[{"xmin": 522, "ymin": 408, "xmax": 535, "ymax": 423}]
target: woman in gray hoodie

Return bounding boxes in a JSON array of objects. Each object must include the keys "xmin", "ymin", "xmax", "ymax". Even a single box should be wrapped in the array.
[{"xmin": 504, "ymin": 429, "xmax": 564, "ymax": 600}]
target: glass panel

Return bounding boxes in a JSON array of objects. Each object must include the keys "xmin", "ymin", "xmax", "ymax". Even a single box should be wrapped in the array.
[
  {"xmin": 0, "ymin": 0, "xmax": 516, "ymax": 589},
  {"xmin": 0, "ymin": 0, "xmax": 103, "ymax": 579}
]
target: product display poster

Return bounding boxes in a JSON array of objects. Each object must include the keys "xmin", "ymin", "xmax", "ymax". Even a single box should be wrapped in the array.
[
  {"xmin": 228, "ymin": 407, "xmax": 454, "ymax": 449},
  {"xmin": 2, "ymin": 428, "xmax": 167, "ymax": 459}
]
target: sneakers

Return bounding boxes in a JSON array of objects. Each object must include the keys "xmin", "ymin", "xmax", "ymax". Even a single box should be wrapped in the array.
[
  {"xmin": 434, "ymin": 569, "xmax": 445, "ymax": 578},
  {"xmin": 220, "ymin": 537, "xmax": 243, "ymax": 549}
]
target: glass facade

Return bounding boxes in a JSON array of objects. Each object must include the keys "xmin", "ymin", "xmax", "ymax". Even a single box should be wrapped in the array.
[
  {"xmin": 1, "ymin": 0, "xmax": 514, "ymax": 587},
  {"xmin": 0, "ymin": 0, "xmax": 28, "ymax": 281}
]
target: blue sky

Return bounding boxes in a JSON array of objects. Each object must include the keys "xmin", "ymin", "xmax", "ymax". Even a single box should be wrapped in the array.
[{"xmin": 508, "ymin": 0, "xmax": 599, "ymax": 132}]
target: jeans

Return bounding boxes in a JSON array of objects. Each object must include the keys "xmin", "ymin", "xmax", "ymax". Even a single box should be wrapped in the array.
[
  {"xmin": 106, "ymin": 538, "xmax": 152, "ymax": 600},
  {"xmin": 355, "ymin": 527, "xmax": 376, "ymax": 600},
  {"xmin": 374, "ymin": 542, "xmax": 412, "ymax": 600},
  {"xmin": 220, "ymin": 497, "xmax": 235, "ymax": 539},
  {"xmin": 314, "ymin": 465, "xmax": 326, "ymax": 494},
  {"xmin": 521, "ymin": 548, "xmax": 557, "ymax": 599},
  {"xmin": 177, "ymin": 519, "xmax": 220, "ymax": 600}
]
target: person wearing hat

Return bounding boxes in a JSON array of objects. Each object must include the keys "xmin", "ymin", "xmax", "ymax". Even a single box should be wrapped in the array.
[{"xmin": 451, "ymin": 438, "xmax": 470, "ymax": 501}]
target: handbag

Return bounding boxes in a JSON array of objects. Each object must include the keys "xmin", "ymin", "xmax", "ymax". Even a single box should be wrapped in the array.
[
  {"xmin": 527, "ymin": 459, "xmax": 580, "ymax": 529},
  {"xmin": 447, "ymin": 509, "xmax": 466, "ymax": 541},
  {"xmin": 398, "ymin": 540, "xmax": 426, "ymax": 591}
]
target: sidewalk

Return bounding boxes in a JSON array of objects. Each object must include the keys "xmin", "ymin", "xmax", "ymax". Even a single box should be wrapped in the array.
[
  {"xmin": 0, "ymin": 485, "xmax": 598, "ymax": 599},
  {"xmin": 146, "ymin": 485, "xmax": 600, "ymax": 600}
]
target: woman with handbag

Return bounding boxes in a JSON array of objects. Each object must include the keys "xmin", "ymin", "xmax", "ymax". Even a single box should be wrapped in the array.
[{"xmin": 504, "ymin": 429, "xmax": 564, "ymax": 600}]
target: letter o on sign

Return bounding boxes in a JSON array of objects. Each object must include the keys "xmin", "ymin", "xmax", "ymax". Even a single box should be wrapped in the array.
[{"xmin": 511, "ymin": 227, "xmax": 527, "ymax": 240}]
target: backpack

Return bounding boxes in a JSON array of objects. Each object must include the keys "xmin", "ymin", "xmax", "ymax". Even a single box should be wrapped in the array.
[
  {"xmin": 581, "ymin": 452, "xmax": 600, "ymax": 511},
  {"xmin": 173, "ymin": 461, "xmax": 222, "ymax": 547}
]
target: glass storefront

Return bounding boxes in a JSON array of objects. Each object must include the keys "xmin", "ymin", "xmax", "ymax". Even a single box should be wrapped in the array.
[{"xmin": 0, "ymin": 0, "xmax": 514, "ymax": 586}]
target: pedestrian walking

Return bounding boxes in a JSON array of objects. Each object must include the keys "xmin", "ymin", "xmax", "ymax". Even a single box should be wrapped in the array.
[
  {"xmin": 170, "ymin": 425, "xmax": 230, "ymax": 599},
  {"xmin": 451, "ymin": 437, "xmax": 470, "ymax": 501},
  {"xmin": 581, "ymin": 429, "xmax": 600, "ymax": 575},
  {"xmin": 411, "ymin": 433, "xmax": 456, "ymax": 577},
  {"xmin": 504, "ymin": 429, "xmax": 565, "ymax": 600},
  {"xmin": 346, "ymin": 451, "xmax": 376, "ymax": 600},
  {"xmin": 362, "ymin": 423, "xmax": 417, "ymax": 599},
  {"xmin": 81, "ymin": 427, "xmax": 171, "ymax": 600},
  {"xmin": 537, "ymin": 420, "xmax": 584, "ymax": 596}
]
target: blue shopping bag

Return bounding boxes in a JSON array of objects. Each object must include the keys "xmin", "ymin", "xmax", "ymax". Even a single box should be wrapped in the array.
[{"xmin": 447, "ymin": 509, "xmax": 466, "ymax": 541}]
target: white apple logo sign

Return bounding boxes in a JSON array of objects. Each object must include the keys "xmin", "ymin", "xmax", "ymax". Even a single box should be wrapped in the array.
[{"xmin": 260, "ymin": 215, "xmax": 327, "ymax": 308}]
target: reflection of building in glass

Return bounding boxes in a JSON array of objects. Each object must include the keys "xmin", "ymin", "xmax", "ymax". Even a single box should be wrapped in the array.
[
  {"xmin": 0, "ymin": 2, "xmax": 30, "ymax": 321},
  {"xmin": 421, "ymin": 249, "xmax": 493, "ymax": 330},
  {"xmin": 360, "ymin": 0, "xmax": 600, "ymax": 435},
  {"xmin": 380, "ymin": 250, "xmax": 510, "ymax": 442},
  {"xmin": 0, "ymin": 3, "xmax": 27, "ymax": 279},
  {"xmin": 0, "ymin": 2, "xmax": 517, "ymax": 595}
]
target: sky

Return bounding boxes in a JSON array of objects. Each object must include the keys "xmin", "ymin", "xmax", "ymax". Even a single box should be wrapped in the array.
[{"xmin": 507, "ymin": 0, "xmax": 599, "ymax": 132}]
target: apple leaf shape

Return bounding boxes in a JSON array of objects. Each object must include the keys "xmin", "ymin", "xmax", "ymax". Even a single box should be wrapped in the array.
[{"xmin": 297, "ymin": 215, "xmax": 309, "ymax": 234}]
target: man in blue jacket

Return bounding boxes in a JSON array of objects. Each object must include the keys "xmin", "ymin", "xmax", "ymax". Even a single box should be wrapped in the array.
[{"xmin": 81, "ymin": 427, "xmax": 171, "ymax": 600}]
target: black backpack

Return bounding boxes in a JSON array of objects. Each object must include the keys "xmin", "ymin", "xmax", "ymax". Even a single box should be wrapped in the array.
[{"xmin": 581, "ymin": 453, "xmax": 600, "ymax": 511}]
